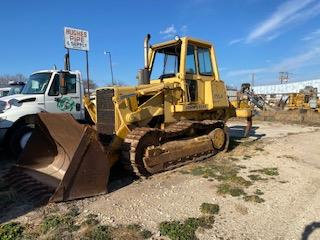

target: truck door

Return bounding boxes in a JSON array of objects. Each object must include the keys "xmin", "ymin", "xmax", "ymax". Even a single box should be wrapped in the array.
[{"xmin": 44, "ymin": 72, "xmax": 83, "ymax": 120}]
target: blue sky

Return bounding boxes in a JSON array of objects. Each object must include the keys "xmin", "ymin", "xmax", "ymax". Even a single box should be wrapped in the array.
[{"xmin": 1, "ymin": 0, "xmax": 320, "ymax": 87}]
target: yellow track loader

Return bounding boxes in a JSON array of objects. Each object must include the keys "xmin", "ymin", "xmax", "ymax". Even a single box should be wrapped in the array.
[{"xmin": 5, "ymin": 35, "xmax": 252, "ymax": 203}]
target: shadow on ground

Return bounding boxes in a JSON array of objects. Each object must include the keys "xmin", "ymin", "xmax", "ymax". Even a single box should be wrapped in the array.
[
  {"xmin": 301, "ymin": 221, "xmax": 320, "ymax": 240},
  {"xmin": 228, "ymin": 125, "xmax": 266, "ymax": 151},
  {"xmin": 0, "ymin": 149, "xmax": 136, "ymax": 224}
]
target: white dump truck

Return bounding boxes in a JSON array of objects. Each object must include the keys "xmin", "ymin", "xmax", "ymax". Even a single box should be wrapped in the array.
[{"xmin": 0, "ymin": 69, "xmax": 86, "ymax": 154}]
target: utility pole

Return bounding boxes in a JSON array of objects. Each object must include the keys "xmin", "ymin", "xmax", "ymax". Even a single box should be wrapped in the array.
[
  {"xmin": 251, "ymin": 73, "xmax": 255, "ymax": 87},
  {"xmin": 279, "ymin": 72, "xmax": 289, "ymax": 84},
  {"xmin": 104, "ymin": 51, "xmax": 115, "ymax": 85}
]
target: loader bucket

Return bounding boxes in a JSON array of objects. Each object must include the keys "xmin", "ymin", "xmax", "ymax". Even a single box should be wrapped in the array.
[{"xmin": 10, "ymin": 113, "xmax": 110, "ymax": 203}]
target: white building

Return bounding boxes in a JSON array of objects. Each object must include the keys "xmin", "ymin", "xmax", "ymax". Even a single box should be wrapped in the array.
[{"xmin": 252, "ymin": 79, "xmax": 320, "ymax": 98}]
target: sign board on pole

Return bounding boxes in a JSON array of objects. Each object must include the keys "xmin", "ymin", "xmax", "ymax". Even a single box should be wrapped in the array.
[{"xmin": 64, "ymin": 27, "xmax": 89, "ymax": 51}]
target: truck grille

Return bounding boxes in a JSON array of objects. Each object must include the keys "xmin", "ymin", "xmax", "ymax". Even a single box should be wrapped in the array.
[{"xmin": 96, "ymin": 88, "xmax": 115, "ymax": 135}]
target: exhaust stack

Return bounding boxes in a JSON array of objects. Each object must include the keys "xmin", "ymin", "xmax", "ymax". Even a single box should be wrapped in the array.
[
  {"xmin": 138, "ymin": 34, "xmax": 151, "ymax": 85},
  {"xmin": 64, "ymin": 52, "xmax": 70, "ymax": 71},
  {"xmin": 144, "ymin": 34, "xmax": 151, "ymax": 69}
]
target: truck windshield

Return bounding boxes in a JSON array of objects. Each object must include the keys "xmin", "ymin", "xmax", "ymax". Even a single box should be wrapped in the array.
[{"xmin": 22, "ymin": 73, "xmax": 52, "ymax": 94}]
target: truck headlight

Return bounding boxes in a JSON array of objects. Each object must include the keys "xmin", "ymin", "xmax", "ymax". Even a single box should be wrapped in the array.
[{"xmin": 4, "ymin": 102, "xmax": 11, "ymax": 110}]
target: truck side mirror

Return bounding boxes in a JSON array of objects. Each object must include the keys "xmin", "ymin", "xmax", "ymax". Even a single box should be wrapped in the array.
[{"xmin": 59, "ymin": 72, "xmax": 68, "ymax": 95}]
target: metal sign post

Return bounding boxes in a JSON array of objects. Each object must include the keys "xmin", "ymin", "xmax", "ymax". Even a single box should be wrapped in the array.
[
  {"xmin": 64, "ymin": 27, "xmax": 90, "ymax": 95},
  {"xmin": 86, "ymin": 50, "xmax": 90, "ymax": 95}
]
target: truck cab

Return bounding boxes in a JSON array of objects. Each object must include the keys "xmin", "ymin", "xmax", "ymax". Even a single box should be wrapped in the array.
[{"xmin": 0, "ymin": 69, "xmax": 85, "ymax": 153}]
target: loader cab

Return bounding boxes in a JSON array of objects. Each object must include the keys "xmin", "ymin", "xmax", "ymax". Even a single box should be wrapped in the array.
[{"xmin": 149, "ymin": 37, "xmax": 225, "ymax": 109}]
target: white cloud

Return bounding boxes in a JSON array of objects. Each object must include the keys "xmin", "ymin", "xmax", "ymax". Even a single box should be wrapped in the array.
[
  {"xmin": 228, "ymin": 38, "xmax": 244, "ymax": 46},
  {"xmin": 273, "ymin": 47, "xmax": 320, "ymax": 71},
  {"xmin": 246, "ymin": 0, "xmax": 320, "ymax": 43},
  {"xmin": 227, "ymin": 43, "xmax": 320, "ymax": 78},
  {"xmin": 301, "ymin": 28, "xmax": 320, "ymax": 41},
  {"xmin": 160, "ymin": 25, "xmax": 177, "ymax": 39}
]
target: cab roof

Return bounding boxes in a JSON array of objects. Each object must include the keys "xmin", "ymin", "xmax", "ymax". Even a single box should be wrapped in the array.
[{"xmin": 151, "ymin": 36, "xmax": 213, "ymax": 49}]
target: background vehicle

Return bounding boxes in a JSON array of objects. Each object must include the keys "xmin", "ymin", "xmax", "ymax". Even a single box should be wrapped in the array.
[
  {"xmin": 0, "ymin": 70, "xmax": 85, "ymax": 153},
  {"xmin": 7, "ymin": 81, "xmax": 25, "ymax": 96},
  {"xmin": 4, "ymin": 35, "xmax": 253, "ymax": 203},
  {"xmin": 0, "ymin": 87, "xmax": 10, "ymax": 97}
]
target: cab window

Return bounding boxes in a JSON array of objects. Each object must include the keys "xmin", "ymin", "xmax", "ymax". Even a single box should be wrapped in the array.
[
  {"xmin": 48, "ymin": 73, "xmax": 77, "ymax": 96},
  {"xmin": 197, "ymin": 48, "xmax": 213, "ymax": 76},
  {"xmin": 150, "ymin": 44, "xmax": 181, "ymax": 80},
  {"xmin": 186, "ymin": 45, "xmax": 196, "ymax": 74},
  {"xmin": 65, "ymin": 73, "xmax": 77, "ymax": 93}
]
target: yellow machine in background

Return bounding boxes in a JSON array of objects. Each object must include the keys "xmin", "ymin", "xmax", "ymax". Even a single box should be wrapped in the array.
[
  {"xmin": 6, "ymin": 35, "xmax": 252, "ymax": 203},
  {"xmin": 287, "ymin": 86, "xmax": 319, "ymax": 111}
]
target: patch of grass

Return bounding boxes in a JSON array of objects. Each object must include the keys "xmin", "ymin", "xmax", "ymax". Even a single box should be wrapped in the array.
[
  {"xmin": 250, "ymin": 167, "xmax": 279, "ymax": 176},
  {"xmin": 41, "ymin": 215, "xmax": 63, "ymax": 233},
  {"xmin": 190, "ymin": 167, "xmax": 206, "ymax": 176},
  {"xmin": 0, "ymin": 222, "xmax": 24, "ymax": 240},
  {"xmin": 159, "ymin": 216, "xmax": 214, "ymax": 240},
  {"xmin": 41, "ymin": 211, "xmax": 80, "ymax": 235},
  {"xmin": 112, "ymin": 224, "xmax": 152, "ymax": 240},
  {"xmin": 66, "ymin": 206, "xmax": 80, "ymax": 218},
  {"xmin": 247, "ymin": 174, "xmax": 267, "ymax": 181},
  {"xmin": 255, "ymin": 189, "xmax": 264, "ymax": 195},
  {"xmin": 82, "ymin": 225, "xmax": 112, "ymax": 240},
  {"xmin": 200, "ymin": 203, "xmax": 220, "ymax": 215},
  {"xmin": 243, "ymin": 195, "xmax": 265, "ymax": 203},
  {"xmin": 83, "ymin": 213, "xmax": 99, "ymax": 226},
  {"xmin": 217, "ymin": 183, "xmax": 246, "ymax": 197}
]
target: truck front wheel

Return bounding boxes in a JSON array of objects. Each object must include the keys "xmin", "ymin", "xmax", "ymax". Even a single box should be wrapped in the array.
[{"xmin": 10, "ymin": 125, "xmax": 33, "ymax": 157}]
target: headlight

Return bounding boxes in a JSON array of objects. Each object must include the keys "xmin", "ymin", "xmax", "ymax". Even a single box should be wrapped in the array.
[
  {"xmin": 0, "ymin": 101, "xmax": 11, "ymax": 112},
  {"xmin": 4, "ymin": 102, "xmax": 11, "ymax": 110}
]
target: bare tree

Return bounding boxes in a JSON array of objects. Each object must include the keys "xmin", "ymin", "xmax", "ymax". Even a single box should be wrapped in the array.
[
  {"xmin": 0, "ymin": 74, "xmax": 27, "ymax": 88},
  {"xmin": 82, "ymin": 79, "xmax": 98, "ymax": 90}
]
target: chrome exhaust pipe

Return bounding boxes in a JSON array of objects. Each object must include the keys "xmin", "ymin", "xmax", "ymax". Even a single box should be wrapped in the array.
[{"xmin": 144, "ymin": 34, "xmax": 151, "ymax": 69}]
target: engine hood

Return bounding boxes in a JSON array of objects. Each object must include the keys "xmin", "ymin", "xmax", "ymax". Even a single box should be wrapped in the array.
[{"xmin": 0, "ymin": 94, "xmax": 39, "ymax": 112}]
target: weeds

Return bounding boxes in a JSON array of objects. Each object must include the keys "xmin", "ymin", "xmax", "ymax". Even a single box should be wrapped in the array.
[
  {"xmin": 111, "ymin": 224, "xmax": 152, "ymax": 239},
  {"xmin": 159, "ymin": 216, "xmax": 214, "ymax": 240},
  {"xmin": 247, "ymin": 174, "xmax": 267, "ymax": 181},
  {"xmin": 243, "ymin": 195, "xmax": 265, "ymax": 203},
  {"xmin": 83, "ymin": 213, "xmax": 99, "ymax": 226},
  {"xmin": 255, "ymin": 189, "xmax": 264, "ymax": 195},
  {"xmin": 0, "ymin": 222, "xmax": 24, "ymax": 240},
  {"xmin": 82, "ymin": 225, "xmax": 111, "ymax": 240},
  {"xmin": 217, "ymin": 183, "xmax": 246, "ymax": 197},
  {"xmin": 200, "ymin": 203, "xmax": 220, "ymax": 215},
  {"xmin": 159, "ymin": 202, "xmax": 218, "ymax": 240},
  {"xmin": 250, "ymin": 168, "xmax": 279, "ymax": 176}
]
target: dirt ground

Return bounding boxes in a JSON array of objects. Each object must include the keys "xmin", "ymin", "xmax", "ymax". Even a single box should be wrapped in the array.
[{"xmin": 1, "ymin": 120, "xmax": 320, "ymax": 240}]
